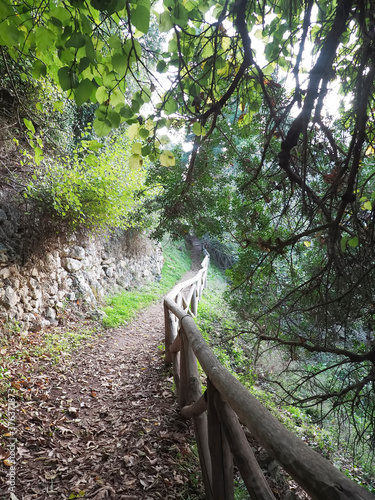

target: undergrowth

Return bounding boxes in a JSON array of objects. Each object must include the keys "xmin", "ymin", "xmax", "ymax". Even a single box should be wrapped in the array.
[
  {"xmin": 0, "ymin": 319, "xmax": 99, "ymax": 396},
  {"xmin": 102, "ymin": 237, "xmax": 191, "ymax": 328},
  {"xmin": 195, "ymin": 263, "xmax": 375, "ymax": 494}
]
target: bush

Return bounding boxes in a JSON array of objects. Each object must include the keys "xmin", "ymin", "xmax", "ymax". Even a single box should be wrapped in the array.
[{"xmin": 25, "ymin": 133, "xmax": 147, "ymax": 232}]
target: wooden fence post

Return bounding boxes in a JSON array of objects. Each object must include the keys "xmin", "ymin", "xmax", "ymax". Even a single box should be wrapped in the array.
[
  {"xmin": 214, "ymin": 393, "xmax": 276, "ymax": 500},
  {"xmin": 179, "ymin": 327, "xmax": 188, "ymax": 409},
  {"xmin": 191, "ymin": 284, "xmax": 198, "ymax": 316},
  {"xmin": 203, "ymin": 265, "xmax": 208, "ymax": 289},
  {"xmin": 164, "ymin": 303, "xmax": 173, "ymax": 365},
  {"xmin": 207, "ymin": 379, "xmax": 234, "ymax": 500},
  {"xmin": 181, "ymin": 327, "xmax": 213, "ymax": 499}
]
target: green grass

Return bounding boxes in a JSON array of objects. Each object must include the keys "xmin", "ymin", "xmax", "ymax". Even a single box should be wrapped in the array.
[{"xmin": 102, "ymin": 237, "xmax": 191, "ymax": 328}]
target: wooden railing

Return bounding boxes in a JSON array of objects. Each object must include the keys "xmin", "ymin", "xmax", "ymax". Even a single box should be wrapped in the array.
[{"xmin": 163, "ymin": 254, "xmax": 374, "ymax": 500}]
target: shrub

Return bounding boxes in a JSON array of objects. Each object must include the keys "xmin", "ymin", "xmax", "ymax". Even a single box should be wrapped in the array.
[{"xmin": 25, "ymin": 133, "xmax": 147, "ymax": 232}]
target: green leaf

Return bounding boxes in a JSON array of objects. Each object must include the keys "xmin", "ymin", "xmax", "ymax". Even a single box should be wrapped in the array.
[
  {"xmin": 156, "ymin": 60, "xmax": 167, "ymax": 73},
  {"xmin": 108, "ymin": 109, "xmax": 121, "ymax": 128},
  {"xmin": 140, "ymin": 87, "xmax": 151, "ymax": 104},
  {"xmin": 23, "ymin": 119, "xmax": 35, "ymax": 134},
  {"xmin": 35, "ymin": 27, "xmax": 56, "ymax": 52},
  {"xmin": 75, "ymin": 79, "xmax": 95, "ymax": 106},
  {"xmin": 348, "ymin": 236, "xmax": 359, "ymax": 248},
  {"xmin": 141, "ymin": 145, "xmax": 151, "ymax": 156},
  {"xmin": 123, "ymin": 39, "xmax": 142, "ymax": 64},
  {"xmin": 85, "ymin": 38, "xmax": 96, "ymax": 63},
  {"xmin": 58, "ymin": 66, "xmax": 78, "ymax": 91},
  {"xmin": 108, "ymin": 35, "xmax": 122, "ymax": 49},
  {"xmin": 91, "ymin": 0, "xmax": 126, "ymax": 14},
  {"xmin": 139, "ymin": 128, "xmax": 150, "ymax": 139},
  {"xmin": 160, "ymin": 151, "xmax": 175, "ymax": 167},
  {"xmin": 80, "ymin": 14, "xmax": 92, "ymax": 35},
  {"xmin": 93, "ymin": 118, "xmax": 112, "ymax": 137},
  {"xmin": 164, "ymin": 98, "xmax": 178, "ymax": 115},
  {"xmin": 192, "ymin": 122, "xmax": 206, "ymax": 136},
  {"xmin": 159, "ymin": 11, "xmax": 173, "ymax": 33},
  {"xmin": 132, "ymin": 3, "xmax": 150, "ymax": 34},
  {"xmin": 0, "ymin": 21, "xmax": 23, "ymax": 46},
  {"xmin": 53, "ymin": 101, "xmax": 64, "ymax": 113},
  {"xmin": 131, "ymin": 142, "xmax": 142, "ymax": 155},
  {"xmin": 95, "ymin": 105, "xmax": 107, "ymax": 120},
  {"xmin": 129, "ymin": 154, "xmax": 143, "ymax": 169},
  {"xmin": 96, "ymin": 86, "xmax": 108, "ymax": 104},
  {"xmin": 340, "ymin": 235, "xmax": 348, "ymax": 252},
  {"xmin": 110, "ymin": 88, "xmax": 125, "ymax": 107},
  {"xmin": 87, "ymin": 140, "xmax": 104, "ymax": 152},
  {"xmin": 171, "ymin": 3, "xmax": 188, "ymax": 26},
  {"xmin": 65, "ymin": 32, "xmax": 86, "ymax": 49},
  {"xmin": 32, "ymin": 60, "xmax": 47, "ymax": 79},
  {"xmin": 119, "ymin": 105, "xmax": 134, "ymax": 119},
  {"xmin": 0, "ymin": 1, "xmax": 14, "ymax": 19},
  {"xmin": 102, "ymin": 71, "xmax": 118, "ymax": 88},
  {"xmin": 159, "ymin": 135, "xmax": 170, "ymax": 145},
  {"xmin": 128, "ymin": 123, "xmax": 139, "ymax": 140},
  {"xmin": 34, "ymin": 147, "xmax": 43, "ymax": 166},
  {"xmin": 59, "ymin": 48, "xmax": 75, "ymax": 64},
  {"xmin": 49, "ymin": 7, "xmax": 71, "ymax": 24},
  {"xmin": 112, "ymin": 52, "xmax": 127, "ymax": 76},
  {"xmin": 362, "ymin": 201, "xmax": 372, "ymax": 211},
  {"xmin": 131, "ymin": 99, "xmax": 140, "ymax": 113},
  {"xmin": 78, "ymin": 57, "xmax": 90, "ymax": 72}
]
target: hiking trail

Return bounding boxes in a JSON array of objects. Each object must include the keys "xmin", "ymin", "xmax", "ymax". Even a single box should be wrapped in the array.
[{"xmin": 0, "ymin": 240, "xmax": 204, "ymax": 500}]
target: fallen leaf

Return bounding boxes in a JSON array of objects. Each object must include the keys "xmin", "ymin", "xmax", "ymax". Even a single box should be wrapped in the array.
[
  {"xmin": 0, "ymin": 423, "xmax": 8, "ymax": 433},
  {"xmin": 45, "ymin": 470, "xmax": 57, "ymax": 480},
  {"xmin": 91, "ymin": 485, "xmax": 115, "ymax": 499},
  {"xmin": 0, "ymin": 446, "xmax": 10, "ymax": 460},
  {"xmin": 67, "ymin": 406, "xmax": 79, "ymax": 417},
  {"xmin": 123, "ymin": 455, "xmax": 135, "ymax": 467}
]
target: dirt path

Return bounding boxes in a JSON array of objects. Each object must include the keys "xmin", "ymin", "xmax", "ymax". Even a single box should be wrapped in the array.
[{"xmin": 0, "ymin": 240, "xmax": 205, "ymax": 500}]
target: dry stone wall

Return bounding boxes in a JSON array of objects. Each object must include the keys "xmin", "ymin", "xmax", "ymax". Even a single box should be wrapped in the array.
[{"xmin": 0, "ymin": 212, "xmax": 163, "ymax": 331}]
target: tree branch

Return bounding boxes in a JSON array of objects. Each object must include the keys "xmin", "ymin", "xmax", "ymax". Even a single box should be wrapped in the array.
[{"xmin": 258, "ymin": 333, "xmax": 375, "ymax": 364}]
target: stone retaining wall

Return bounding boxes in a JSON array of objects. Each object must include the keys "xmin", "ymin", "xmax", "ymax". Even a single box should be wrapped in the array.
[{"xmin": 0, "ymin": 217, "xmax": 163, "ymax": 331}]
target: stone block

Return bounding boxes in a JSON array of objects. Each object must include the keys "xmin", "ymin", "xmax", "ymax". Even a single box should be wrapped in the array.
[
  {"xmin": 45, "ymin": 307, "xmax": 56, "ymax": 321},
  {"xmin": 69, "ymin": 245, "xmax": 86, "ymax": 260},
  {"xmin": 2, "ymin": 286, "xmax": 18, "ymax": 309},
  {"xmin": 62, "ymin": 258, "xmax": 83, "ymax": 272},
  {"xmin": 0, "ymin": 267, "xmax": 11, "ymax": 279}
]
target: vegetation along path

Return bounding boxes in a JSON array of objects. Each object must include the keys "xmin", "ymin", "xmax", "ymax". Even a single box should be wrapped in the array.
[{"xmin": 0, "ymin": 251, "xmax": 204, "ymax": 500}]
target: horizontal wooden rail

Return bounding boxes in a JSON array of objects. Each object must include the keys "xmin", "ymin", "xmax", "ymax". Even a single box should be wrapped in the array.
[{"xmin": 163, "ymin": 253, "xmax": 374, "ymax": 500}]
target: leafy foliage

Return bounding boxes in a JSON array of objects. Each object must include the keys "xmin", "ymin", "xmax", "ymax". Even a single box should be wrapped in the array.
[
  {"xmin": 199, "ymin": 261, "xmax": 375, "ymax": 491},
  {"xmin": 25, "ymin": 132, "xmax": 147, "ymax": 232}
]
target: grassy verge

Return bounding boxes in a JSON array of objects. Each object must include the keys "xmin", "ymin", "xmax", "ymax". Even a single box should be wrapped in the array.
[{"xmin": 102, "ymin": 237, "xmax": 191, "ymax": 328}]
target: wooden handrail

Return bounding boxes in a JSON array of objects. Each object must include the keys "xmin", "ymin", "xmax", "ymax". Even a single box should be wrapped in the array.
[{"xmin": 163, "ymin": 254, "xmax": 374, "ymax": 500}]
